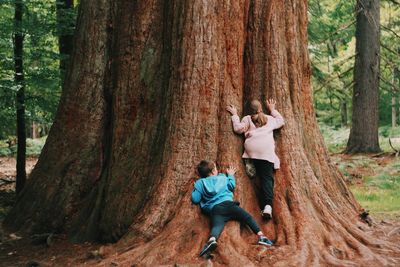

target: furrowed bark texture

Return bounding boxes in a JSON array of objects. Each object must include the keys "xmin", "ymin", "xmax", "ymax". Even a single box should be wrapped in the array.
[
  {"xmin": 5, "ymin": 0, "xmax": 400, "ymax": 266},
  {"xmin": 346, "ymin": 0, "xmax": 381, "ymax": 153}
]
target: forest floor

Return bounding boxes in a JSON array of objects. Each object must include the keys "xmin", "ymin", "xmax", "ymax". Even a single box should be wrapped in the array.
[{"xmin": 0, "ymin": 154, "xmax": 399, "ymax": 266}]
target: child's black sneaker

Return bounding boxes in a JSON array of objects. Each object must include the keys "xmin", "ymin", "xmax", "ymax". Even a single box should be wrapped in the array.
[
  {"xmin": 199, "ymin": 237, "xmax": 217, "ymax": 256},
  {"xmin": 258, "ymin": 236, "xmax": 273, "ymax": 246}
]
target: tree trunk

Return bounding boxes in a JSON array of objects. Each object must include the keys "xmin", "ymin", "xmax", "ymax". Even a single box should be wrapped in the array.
[
  {"xmin": 392, "ymin": 68, "xmax": 397, "ymax": 128},
  {"xmin": 341, "ymin": 100, "xmax": 348, "ymax": 127},
  {"xmin": 392, "ymin": 95, "xmax": 397, "ymax": 128},
  {"xmin": 396, "ymin": 67, "xmax": 399, "ymax": 127},
  {"xmin": 32, "ymin": 122, "xmax": 37, "ymax": 139},
  {"xmin": 56, "ymin": 0, "xmax": 75, "ymax": 81},
  {"xmin": 5, "ymin": 0, "xmax": 399, "ymax": 265},
  {"xmin": 346, "ymin": 0, "xmax": 381, "ymax": 153},
  {"xmin": 14, "ymin": 0, "xmax": 26, "ymax": 194}
]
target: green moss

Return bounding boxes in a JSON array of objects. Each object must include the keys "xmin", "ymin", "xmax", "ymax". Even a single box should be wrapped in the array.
[{"xmin": 140, "ymin": 47, "xmax": 157, "ymax": 87}]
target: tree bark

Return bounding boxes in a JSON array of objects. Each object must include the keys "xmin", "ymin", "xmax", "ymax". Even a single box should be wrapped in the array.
[
  {"xmin": 32, "ymin": 122, "xmax": 37, "ymax": 139},
  {"xmin": 392, "ymin": 95, "xmax": 397, "ymax": 128},
  {"xmin": 395, "ymin": 67, "xmax": 399, "ymax": 127},
  {"xmin": 5, "ymin": 0, "xmax": 399, "ymax": 265},
  {"xmin": 346, "ymin": 0, "xmax": 381, "ymax": 153},
  {"xmin": 392, "ymin": 68, "xmax": 397, "ymax": 128},
  {"xmin": 14, "ymin": 0, "xmax": 26, "ymax": 194},
  {"xmin": 341, "ymin": 100, "xmax": 348, "ymax": 127},
  {"xmin": 56, "ymin": 0, "xmax": 75, "ymax": 82}
]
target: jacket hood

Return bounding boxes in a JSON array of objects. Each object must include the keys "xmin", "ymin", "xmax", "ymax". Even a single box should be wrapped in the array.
[{"xmin": 199, "ymin": 174, "xmax": 226, "ymax": 198}]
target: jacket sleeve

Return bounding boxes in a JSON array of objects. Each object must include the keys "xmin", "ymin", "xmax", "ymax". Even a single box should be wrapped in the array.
[
  {"xmin": 191, "ymin": 181, "xmax": 202, "ymax": 204},
  {"xmin": 270, "ymin": 110, "xmax": 285, "ymax": 130},
  {"xmin": 231, "ymin": 115, "xmax": 250, "ymax": 134},
  {"xmin": 227, "ymin": 175, "xmax": 236, "ymax": 191}
]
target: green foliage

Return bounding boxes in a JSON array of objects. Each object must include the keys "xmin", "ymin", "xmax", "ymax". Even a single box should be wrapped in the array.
[
  {"xmin": 0, "ymin": 0, "xmax": 77, "ymax": 139},
  {"xmin": 309, "ymin": 0, "xmax": 355, "ymax": 128},
  {"xmin": 26, "ymin": 136, "xmax": 46, "ymax": 156},
  {"xmin": 351, "ymin": 172, "xmax": 400, "ymax": 218},
  {"xmin": 0, "ymin": 136, "xmax": 46, "ymax": 156},
  {"xmin": 320, "ymin": 124, "xmax": 400, "ymax": 153},
  {"xmin": 319, "ymin": 123, "xmax": 349, "ymax": 153},
  {"xmin": 329, "ymin": 144, "xmax": 400, "ymax": 219},
  {"xmin": 309, "ymin": 0, "xmax": 400, "ymax": 128}
]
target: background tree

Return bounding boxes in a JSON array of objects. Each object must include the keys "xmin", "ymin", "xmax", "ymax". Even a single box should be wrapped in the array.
[
  {"xmin": 14, "ymin": 0, "xmax": 26, "ymax": 193},
  {"xmin": 380, "ymin": 1, "xmax": 400, "ymax": 129},
  {"xmin": 346, "ymin": 0, "xmax": 381, "ymax": 153},
  {"xmin": 55, "ymin": 0, "xmax": 76, "ymax": 82},
  {"xmin": 309, "ymin": 0, "xmax": 400, "ymax": 132},
  {"xmin": 0, "ymin": 0, "xmax": 76, "ymax": 156},
  {"xmin": 4, "ymin": 0, "xmax": 400, "ymax": 266},
  {"xmin": 308, "ymin": 0, "xmax": 355, "ymax": 127}
]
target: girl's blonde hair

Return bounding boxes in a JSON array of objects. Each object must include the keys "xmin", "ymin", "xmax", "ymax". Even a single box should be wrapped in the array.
[{"xmin": 249, "ymin": 100, "xmax": 267, "ymax": 127}]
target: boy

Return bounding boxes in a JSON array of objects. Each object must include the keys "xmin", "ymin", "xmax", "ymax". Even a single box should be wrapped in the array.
[{"xmin": 192, "ymin": 160, "xmax": 273, "ymax": 256}]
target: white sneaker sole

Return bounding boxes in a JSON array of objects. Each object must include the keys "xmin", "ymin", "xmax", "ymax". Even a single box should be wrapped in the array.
[
  {"xmin": 199, "ymin": 241, "xmax": 217, "ymax": 257},
  {"xmin": 258, "ymin": 240, "xmax": 273, "ymax": 246}
]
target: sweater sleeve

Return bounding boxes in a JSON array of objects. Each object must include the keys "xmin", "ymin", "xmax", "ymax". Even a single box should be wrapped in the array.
[
  {"xmin": 191, "ymin": 181, "xmax": 202, "ymax": 204},
  {"xmin": 270, "ymin": 110, "xmax": 285, "ymax": 129},
  {"xmin": 231, "ymin": 115, "xmax": 250, "ymax": 134},
  {"xmin": 227, "ymin": 174, "xmax": 236, "ymax": 191}
]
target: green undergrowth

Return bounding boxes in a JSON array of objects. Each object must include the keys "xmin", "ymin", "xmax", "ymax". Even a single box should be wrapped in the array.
[
  {"xmin": 321, "ymin": 124, "xmax": 400, "ymax": 220},
  {"xmin": 320, "ymin": 125, "xmax": 400, "ymax": 154},
  {"xmin": 0, "ymin": 136, "xmax": 46, "ymax": 157},
  {"xmin": 343, "ymin": 157, "xmax": 400, "ymax": 220},
  {"xmin": 351, "ymin": 174, "xmax": 400, "ymax": 220}
]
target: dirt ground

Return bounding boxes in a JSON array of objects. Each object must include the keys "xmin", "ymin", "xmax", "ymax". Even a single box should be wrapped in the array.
[
  {"xmin": 0, "ymin": 156, "xmax": 399, "ymax": 266},
  {"xmin": 0, "ymin": 158, "xmax": 106, "ymax": 267}
]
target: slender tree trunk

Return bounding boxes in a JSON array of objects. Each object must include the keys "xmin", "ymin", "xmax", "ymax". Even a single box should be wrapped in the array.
[
  {"xmin": 341, "ymin": 100, "xmax": 348, "ymax": 127},
  {"xmin": 346, "ymin": 0, "xmax": 381, "ymax": 153},
  {"xmin": 392, "ymin": 68, "xmax": 397, "ymax": 128},
  {"xmin": 396, "ymin": 67, "xmax": 399, "ymax": 127},
  {"xmin": 32, "ymin": 122, "xmax": 40, "ymax": 139},
  {"xmin": 5, "ymin": 0, "xmax": 399, "ymax": 265},
  {"xmin": 56, "ymin": 0, "xmax": 74, "ymax": 81},
  {"xmin": 392, "ymin": 96, "xmax": 397, "ymax": 128},
  {"xmin": 14, "ymin": 0, "xmax": 26, "ymax": 194}
]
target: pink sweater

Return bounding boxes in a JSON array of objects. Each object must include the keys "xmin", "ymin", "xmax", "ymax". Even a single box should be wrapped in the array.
[{"xmin": 231, "ymin": 110, "xmax": 284, "ymax": 169}]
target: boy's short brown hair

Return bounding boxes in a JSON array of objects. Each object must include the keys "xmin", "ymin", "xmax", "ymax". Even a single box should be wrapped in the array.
[{"xmin": 197, "ymin": 160, "xmax": 215, "ymax": 178}]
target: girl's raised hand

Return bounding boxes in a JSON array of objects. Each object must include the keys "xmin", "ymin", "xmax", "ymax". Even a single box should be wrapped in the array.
[
  {"xmin": 266, "ymin": 98, "xmax": 276, "ymax": 112},
  {"xmin": 226, "ymin": 104, "xmax": 238, "ymax": 115}
]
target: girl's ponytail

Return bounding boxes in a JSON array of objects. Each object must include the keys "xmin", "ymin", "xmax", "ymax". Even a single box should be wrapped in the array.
[{"xmin": 250, "ymin": 100, "xmax": 267, "ymax": 127}]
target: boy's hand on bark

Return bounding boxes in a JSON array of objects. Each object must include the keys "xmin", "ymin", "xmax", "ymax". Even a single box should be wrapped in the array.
[
  {"xmin": 226, "ymin": 166, "xmax": 237, "ymax": 176},
  {"xmin": 226, "ymin": 104, "xmax": 238, "ymax": 116}
]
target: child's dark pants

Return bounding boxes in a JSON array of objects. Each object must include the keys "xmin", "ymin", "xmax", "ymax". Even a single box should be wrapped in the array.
[
  {"xmin": 252, "ymin": 159, "xmax": 274, "ymax": 207},
  {"xmin": 209, "ymin": 201, "xmax": 260, "ymax": 239}
]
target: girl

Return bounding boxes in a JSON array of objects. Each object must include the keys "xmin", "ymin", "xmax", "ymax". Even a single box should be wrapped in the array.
[{"xmin": 226, "ymin": 99, "xmax": 284, "ymax": 219}]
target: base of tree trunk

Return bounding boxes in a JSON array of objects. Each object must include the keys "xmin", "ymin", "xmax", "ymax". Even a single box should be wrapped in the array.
[{"xmin": 4, "ymin": 0, "xmax": 400, "ymax": 266}]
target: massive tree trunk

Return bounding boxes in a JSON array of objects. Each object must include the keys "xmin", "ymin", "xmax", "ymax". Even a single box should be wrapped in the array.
[
  {"xmin": 346, "ymin": 0, "xmax": 381, "ymax": 153},
  {"xmin": 5, "ymin": 0, "xmax": 399, "ymax": 266},
  {"xmin": 14, "ymin": 0, "xmax": 26, "ymax": 194}
]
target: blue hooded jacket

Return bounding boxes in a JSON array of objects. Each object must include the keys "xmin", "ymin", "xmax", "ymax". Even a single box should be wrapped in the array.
[{"xmin": 191, "ymin": 173, "xmax": 236, "ymax": 213}]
